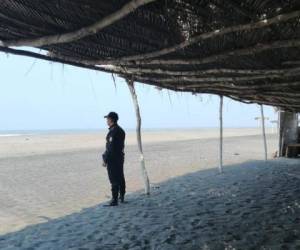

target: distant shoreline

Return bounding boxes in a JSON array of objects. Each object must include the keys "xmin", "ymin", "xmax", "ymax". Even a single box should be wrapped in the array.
[
  {"xmin": 0, "ymin": 128, "xmax": 277, "ymax": 159},
  {"xmin": 0, "ymin": 127, "xmax": 276, "ymax": 137}
]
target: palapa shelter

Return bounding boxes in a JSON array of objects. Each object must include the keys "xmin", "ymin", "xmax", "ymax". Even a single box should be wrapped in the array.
[
  {"xmin": 0, "ymin": 0, "xmax": 300, "ymax": 111},
  {"xmin": 0, "ymin": 0, "xmax": 299, "ymax": 190}
]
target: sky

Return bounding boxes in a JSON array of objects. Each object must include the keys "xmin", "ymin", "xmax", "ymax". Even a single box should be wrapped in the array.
[{"xmin": 0, "ymin": 51, "xmax": 277, "ymax": 131}]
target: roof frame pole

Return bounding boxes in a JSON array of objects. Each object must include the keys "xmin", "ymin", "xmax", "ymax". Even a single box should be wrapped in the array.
[
  {"xmin": 110, "ymin": 10, "xmax": 300, "ymax": 62},
  {"xmin": 126, "ymin": 79, "xmax": 150, "ymax": 195},
  {"xmin": 219, "ymin": 95, "xmax": 224, "ymax": 173},
  {"xmin": 260, "ymin": 105, "xmax": 268, "ymax": 160},
  {"xmin": 278, "ymin": 110, "xmax": 283, "ymax": 157},
  {"xmin": 0, "ymin": 0, "xmax": 157, "ymax": 47}
]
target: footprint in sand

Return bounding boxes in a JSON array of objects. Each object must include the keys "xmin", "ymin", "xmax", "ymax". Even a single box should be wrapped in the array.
[
  {"xmin": 141, "ymin": 212, "xmax": 150, "ymax": 218},
  {"xmin": 191, "ymin": 218, "xmax": 201, "ymax": 226}
]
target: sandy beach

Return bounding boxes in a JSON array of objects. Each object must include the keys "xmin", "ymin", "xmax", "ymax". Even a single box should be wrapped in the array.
[
  {"xmin": 0, "ymin": 128, "xmax": 275, "ymax": 159},
  {"xmin": 1, "ymin": 128, "xmax": 299, "ymax": 249}
]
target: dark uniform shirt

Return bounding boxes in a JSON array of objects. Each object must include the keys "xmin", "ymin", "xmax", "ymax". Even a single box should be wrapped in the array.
[{"xmin": 102, "ymin": 124, "xmax": 125, "ymax": 164}]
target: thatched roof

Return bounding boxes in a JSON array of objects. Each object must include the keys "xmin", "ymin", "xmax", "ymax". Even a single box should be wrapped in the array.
[{"xmin": 0, "ymin": 0, "xmax": 300, "ymax": 111}]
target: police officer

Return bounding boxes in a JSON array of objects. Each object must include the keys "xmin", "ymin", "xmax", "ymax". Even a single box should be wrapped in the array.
[{"xmin": 102, "ymin": 112, "xmax": 126, "ymax": 206}]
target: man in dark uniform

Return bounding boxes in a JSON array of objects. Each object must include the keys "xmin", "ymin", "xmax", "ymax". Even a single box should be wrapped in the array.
[{"xmin": 102, "ymin": 112, "xmax": 126, "ymax": 206}]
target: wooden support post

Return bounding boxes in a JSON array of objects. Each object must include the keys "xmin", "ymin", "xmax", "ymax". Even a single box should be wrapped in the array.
[
  {"xmin": 260, "ymin": 105, "xmax": 268, "ymax": 160},
  {"xmin": 126, "ymin": 79, "xmax": 150, "ymax": 194},
  {"xmin": 219, "ymin": 95, "xmax": 224, "ymax": 173},
  {"xmin": 279, "ymin": 111, "xmax": 298, "ymax": 157}
]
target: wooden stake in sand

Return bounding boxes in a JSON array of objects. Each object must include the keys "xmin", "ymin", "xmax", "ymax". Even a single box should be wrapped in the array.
[
  {"xmin": 219, "ymin": 95, "xmax": 224, "ymax": 173},
  {"xmin": 260, "ymin": 105, "xmax": 268, "ymax": 160},
  {"xmin": 126, "ymin": 79, "xmax": 151, "ymax": 194}
]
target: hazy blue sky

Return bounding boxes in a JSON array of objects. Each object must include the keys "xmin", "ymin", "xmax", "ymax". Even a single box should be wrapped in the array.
[{"xmin": 0, "ymin": 52, "xmax": 277, "ymax": 130}]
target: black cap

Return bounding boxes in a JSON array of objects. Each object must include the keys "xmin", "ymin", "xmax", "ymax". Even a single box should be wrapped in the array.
[{"xmin": 104, "ymin": 112, "xmax": 119, "ymax": 122}]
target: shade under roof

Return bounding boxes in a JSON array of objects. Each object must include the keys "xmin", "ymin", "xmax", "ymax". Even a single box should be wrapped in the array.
[{"xmin": 0, "ymin": 0, "xmax": 300, "ymax": 111}]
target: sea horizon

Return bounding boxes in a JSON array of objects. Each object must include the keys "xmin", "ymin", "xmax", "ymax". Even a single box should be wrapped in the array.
[{"xmin": 0, "ymin": 126, "xmax": 276, "ymax": 137}]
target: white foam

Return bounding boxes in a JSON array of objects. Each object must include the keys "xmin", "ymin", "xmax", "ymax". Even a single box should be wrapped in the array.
[{"xmin": 0, "ymin": 134, "xmax": 23, "ymax": 137}]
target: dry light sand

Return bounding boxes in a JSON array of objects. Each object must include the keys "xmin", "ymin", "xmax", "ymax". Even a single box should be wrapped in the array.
[{"xmin": 0, "ymin": 128, "xmax": 299, "ymax": 249}]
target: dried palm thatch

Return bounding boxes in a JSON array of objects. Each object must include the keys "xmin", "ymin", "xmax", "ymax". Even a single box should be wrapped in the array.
[{"xmin": 0, "ymin": 0, "xmax": 300, "ymax": 111}]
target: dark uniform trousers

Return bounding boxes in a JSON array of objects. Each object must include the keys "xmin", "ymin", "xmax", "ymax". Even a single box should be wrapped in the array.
[
  {"xmin": 102, "ymin": 124, "xmax": 126, "ymax": 201},
  {"xmin": 107, "ymin": 155, "xmax": 126, "ymax": 200}
]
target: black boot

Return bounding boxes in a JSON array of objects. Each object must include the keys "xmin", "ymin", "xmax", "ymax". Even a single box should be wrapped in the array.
[
  {"xmin": 119, "ymin": 194, "xmax": 125, "ymax": 203},
  {"xmin": 106, "ymin": 198, "xmax": 118, "ymax": 206}
]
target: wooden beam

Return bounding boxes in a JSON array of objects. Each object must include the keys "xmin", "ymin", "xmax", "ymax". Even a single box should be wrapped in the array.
[
  {"xmin": 126, "ymin": 79, "xmax": 151, "ymax": 195},
  {"xmin": 226, "ymin": 96, "xmax": 297, "ymax": 111},
  {"xmin": 157, "ymin": 84, "xmax": 300, "ymax": 108},
  {"xmin": 219, "ymin": 95, "xmax": 224, "ymax": 173},
  {"xmin": 103, "ymin": 65, "xmax": 300, "ymax": 76},
  {"xmin": 0, "ymin": 46, "xmax": 134, "ymax": 78},
  {"xmin": 282, "ymin": 61, "xmax": 300, "ymax": 66},
  {"xmin": 0, "ymin": 46, "xmax": 111, "ymax": 73},
  {"xmin": 7, "ymin": 38, "xmax": 299, "ymax": 70},
  {"xmin": 0, "ymin": 0, "xmax": 157, "ymax": 47},
  {"xmin": 113, "ymin": 39, "xmax": 300, "ymax": 66},
  {"xmin": 134, "ymin": 70, "xmax": 300, "ymax": 83},
  {"xmin": 135, "ymin": 78, "xmax": 300, "ymax": 95},
  {"xmin": 225, "ymin": 96, "xmax": 300, "ymax": 110},
  {"xmin": 2, "ymin": 46, "xmax": 299, "ymax": 94},
  {"xmin": 119, "ymin": 77, "xmax": 300, "ymax": 111},
  {"xmin": 177, "ymin": 81, "xmax": 300, "ymax": 90},
  {"xmin": 173, "ymin": 91, "xmax": 300, "ymax": 104},
  {"xmin": 2, "ymin": 46, "xmax": 300, "ymax": 112},
  {"xmin": 109, "ymin": 10, "xmax": 300, "ymax": 62},
  {"xmin": 223, "ymin": 95, "xmax": 300, "ymax": 109},
  {"xmin": 179, "ymin": 86, "xmax": 300, "ymax": 104},
  {"xmin": 260, "ymin": 105, "xmax": 268, "ymax": 160},
  {"xmin": 6, "ymin": 46, "xmax": 299, "ymax": 82}
]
